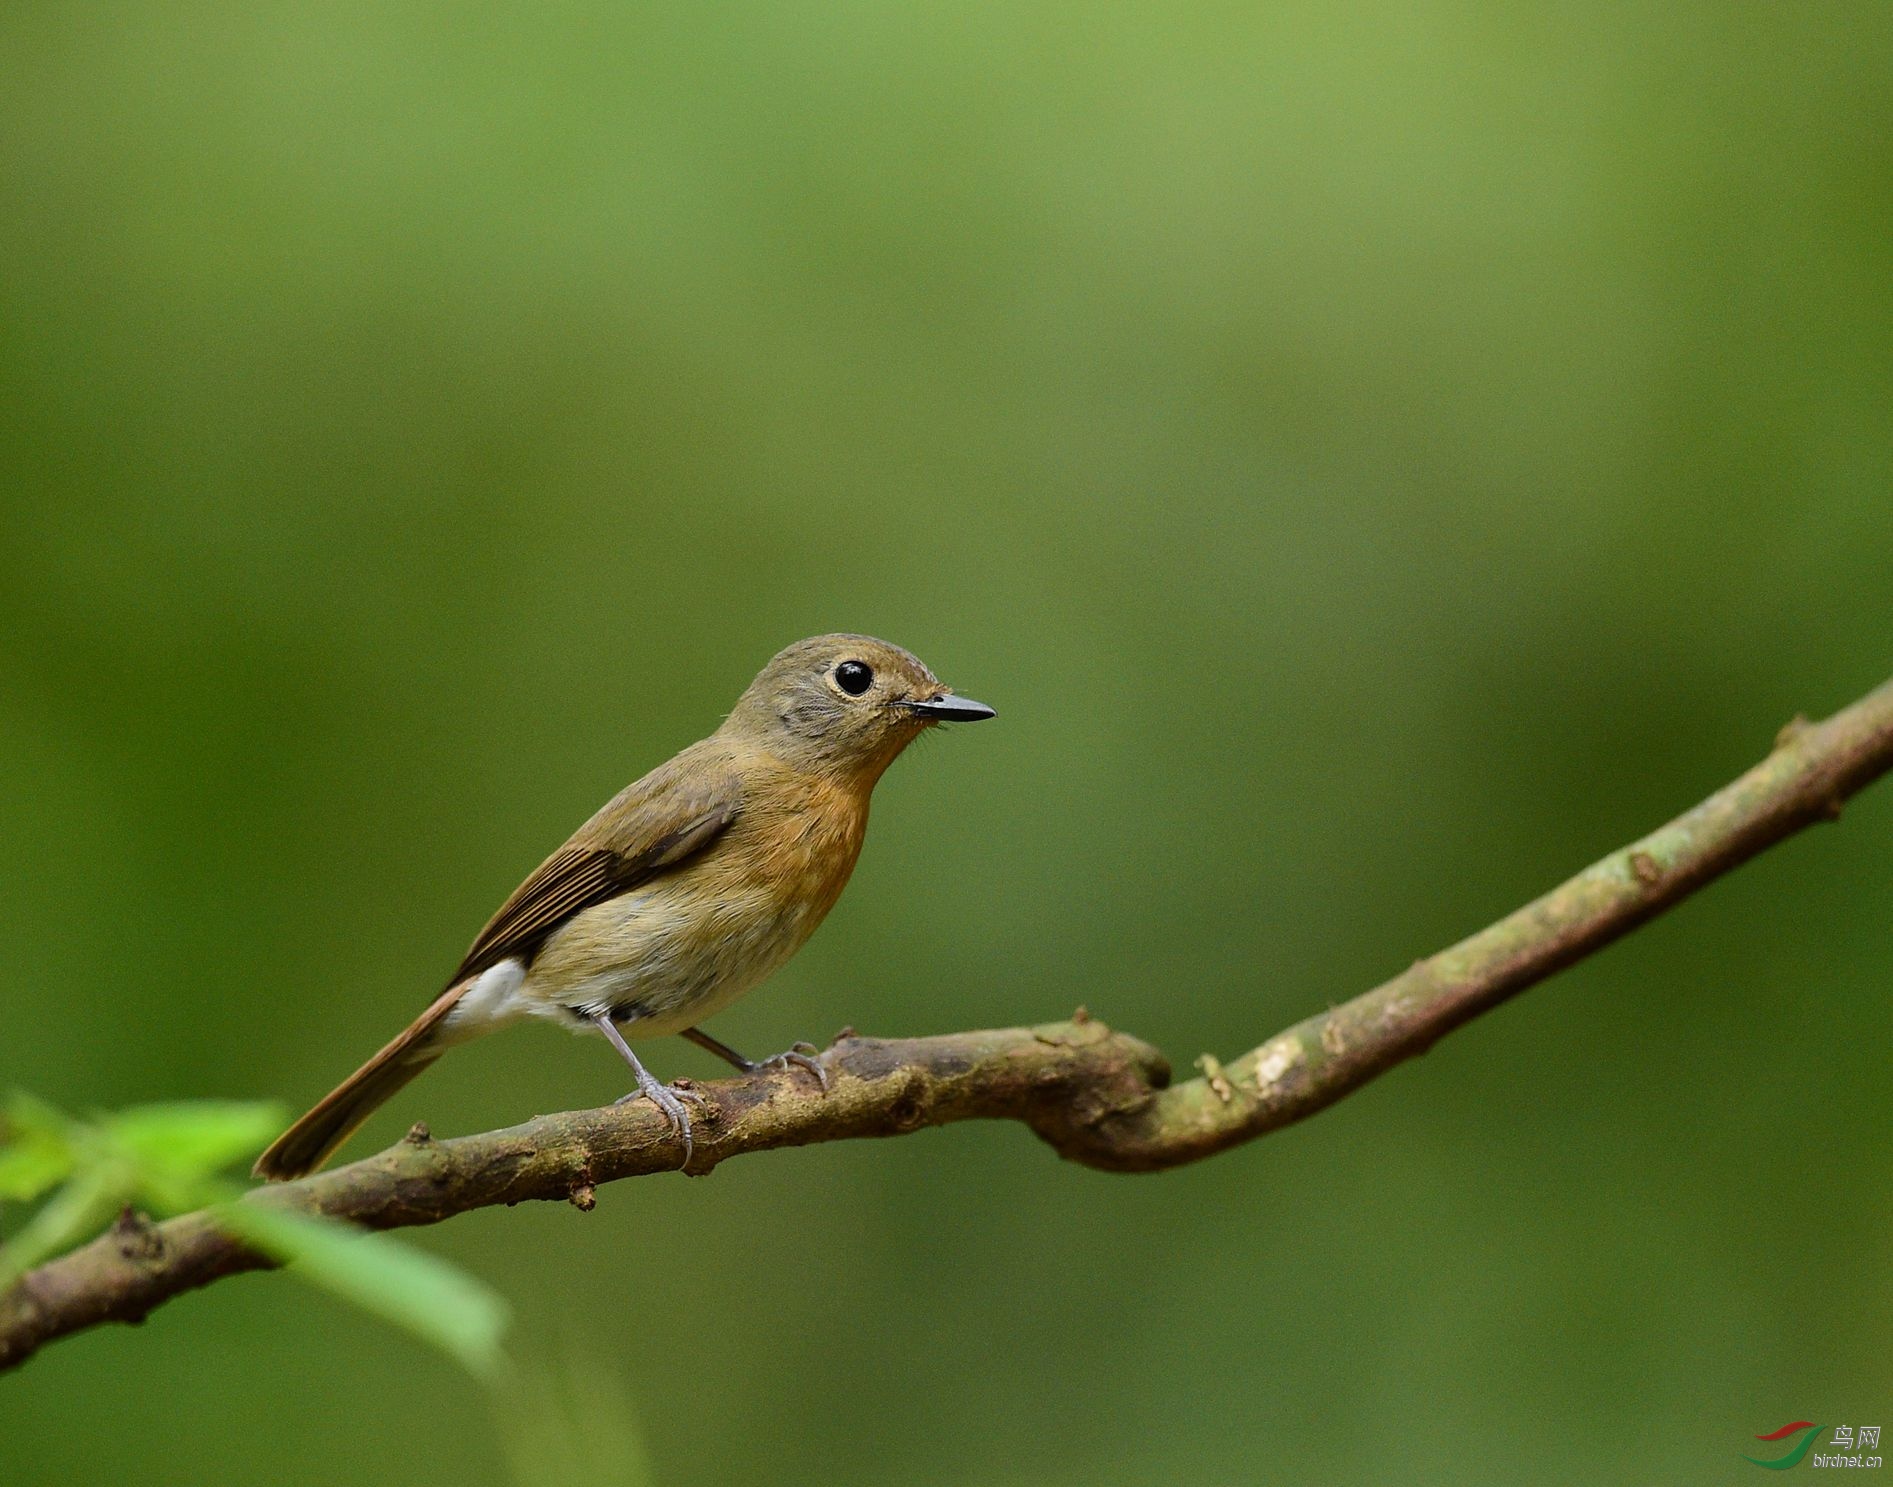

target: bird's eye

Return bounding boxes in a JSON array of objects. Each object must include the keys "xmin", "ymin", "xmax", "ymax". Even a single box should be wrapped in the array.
[{"xmin": 834, "ymin": 660, "xmax": 874, "ymax": 696}]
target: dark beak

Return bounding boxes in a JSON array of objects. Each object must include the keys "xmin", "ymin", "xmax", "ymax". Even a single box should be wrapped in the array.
[{"xmin": 907, "ymin": 693, "xmax": 996, "ymax": 723}]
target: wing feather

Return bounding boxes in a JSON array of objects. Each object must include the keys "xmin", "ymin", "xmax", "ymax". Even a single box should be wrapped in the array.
[{"xmin": 448, "ymin": 755, "xmax": 741, "ymax": 986}]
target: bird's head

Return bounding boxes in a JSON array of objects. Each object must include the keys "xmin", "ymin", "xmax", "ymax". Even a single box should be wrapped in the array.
[{"xmin": 722, "ymin": 633, "xmax": 994, "ymax": 781}]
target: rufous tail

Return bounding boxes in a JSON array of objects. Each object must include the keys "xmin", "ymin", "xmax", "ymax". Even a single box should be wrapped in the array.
[{"xmin": 252, "ymin": 981, "xmax": 470, "ymax": 1181}]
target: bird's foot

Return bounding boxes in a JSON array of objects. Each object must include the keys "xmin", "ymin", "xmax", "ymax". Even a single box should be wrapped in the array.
[
  {"xmin": 615, "ymin": 1074, "xmax": 709, "ymax": 1165},
  {"xmin": 748, "ymin": 1041, "xmax": 830, "ymax": 1092},
  {"xmin": 680, "ymin": 1027, "xmax": 831, "ymax": 1094}
]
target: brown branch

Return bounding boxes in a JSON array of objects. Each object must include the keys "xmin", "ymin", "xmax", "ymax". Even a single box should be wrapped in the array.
[{"xmin": 5, "ymin": 677, "xmax": 1892, "ymax": 1373}]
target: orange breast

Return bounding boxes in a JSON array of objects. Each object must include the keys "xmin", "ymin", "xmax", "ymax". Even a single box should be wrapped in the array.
[{"xmin": 736, "ymin": 769, "xmax": 870, "ymax": 925}]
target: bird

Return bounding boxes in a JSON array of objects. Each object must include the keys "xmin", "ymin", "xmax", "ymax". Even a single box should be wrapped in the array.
[{"xmin": 253, "ymin": 633, "xmax": 994, "ymax": 1181}]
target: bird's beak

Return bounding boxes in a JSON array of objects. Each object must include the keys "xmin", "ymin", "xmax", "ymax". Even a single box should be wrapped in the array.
[{"xmin": 906, "ymin": 692, "xmax": 996, "ymax": 723}]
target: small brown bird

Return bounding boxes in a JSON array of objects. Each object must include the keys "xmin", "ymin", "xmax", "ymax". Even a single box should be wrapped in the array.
[{"xmin": 254, "ymin": 634, "xmax": 993, "ymax": 1180}]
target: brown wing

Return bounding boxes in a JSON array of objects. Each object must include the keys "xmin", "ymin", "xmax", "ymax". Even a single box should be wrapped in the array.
[{"xmin": 448, "ymin": 753, "xmax": 741, "ymax": 986}]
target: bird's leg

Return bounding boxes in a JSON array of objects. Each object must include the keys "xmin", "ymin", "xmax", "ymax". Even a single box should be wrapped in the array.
[
  {"xmin": 592, "ymin": 1014, "xmax": 706, "ymax": 1166},
  {"xmin": 682, "ymin": 1026, "xmax": 829, "ymax": 1093}
]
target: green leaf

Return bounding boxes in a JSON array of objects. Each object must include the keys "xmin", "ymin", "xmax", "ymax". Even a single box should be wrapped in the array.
[
  {"xmin": 0, "ymin": 1127, "xmax": 73, "ymax": 1203},
  {"xmin": 0, "ymin": 1093, "xmax": 509, "ymax": 1382},
  {"xmin": 0, "ymin": 1170, "xmax": 124, "ymax": 1289},
  {"xmin": 105, "ymin": 1101, "xmax": 287, "ymax": 1179},
  {"xmin": 218, "ymin": 1202, "xmax": 509, "ymax": 1378},
  {"xmin": 3, "ymin": 1091, "xmax": 77, "ymax": 1143}
]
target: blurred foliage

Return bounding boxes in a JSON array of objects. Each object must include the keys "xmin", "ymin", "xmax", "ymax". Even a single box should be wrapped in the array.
[
  {"xmin": 494, "ymin": 1348, "xmax": 656, "ymax": 1487},
  {"xmin": 2, "ymin": 1, "xmax": 1890, "ymax": 1484},
  {"xmin": 0, "ymin": 1095, "xmax": 507, "ymax": 1375}
]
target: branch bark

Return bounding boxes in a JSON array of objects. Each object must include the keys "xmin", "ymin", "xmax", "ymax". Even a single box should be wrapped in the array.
[{"xmin": 5, "ymin": 677, "xmax": 1892, "ymax": 1374}]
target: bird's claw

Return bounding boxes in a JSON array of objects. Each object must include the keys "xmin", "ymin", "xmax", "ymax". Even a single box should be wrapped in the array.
[
  {"xmin": 756, "ymin": 1042, "xmax": 829, "ymax": 1092},
  {"xmin": 616, "ymin": 1078, "xmax": 709, "ymax": 1166}
]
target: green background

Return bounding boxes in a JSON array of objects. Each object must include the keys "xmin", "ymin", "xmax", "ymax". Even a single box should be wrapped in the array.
[{"xmin": 3, "ymin": 4, "xmax": 1890, "ymax": 1483}]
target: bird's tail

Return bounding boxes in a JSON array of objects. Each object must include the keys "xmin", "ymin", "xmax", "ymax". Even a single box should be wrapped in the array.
[{"xmin": 252, "ymin": 981, "xmax": 470, "ymax": 1182}]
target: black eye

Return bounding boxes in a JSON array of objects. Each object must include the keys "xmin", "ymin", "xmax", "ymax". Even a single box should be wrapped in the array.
[{"xmin": 834, "ymin": 660, "xmax": 874, "ymax": 696}]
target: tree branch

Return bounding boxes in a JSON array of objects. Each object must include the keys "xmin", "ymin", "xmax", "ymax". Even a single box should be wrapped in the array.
[{"xmin": 5, "ymin": 677, "xmax": 1892, "ymax": 1373}]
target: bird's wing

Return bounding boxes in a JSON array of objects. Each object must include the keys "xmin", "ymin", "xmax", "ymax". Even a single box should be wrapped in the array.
[{"xmin": 448, "ymin": 754, "xmax": 742, "ymax": 986}]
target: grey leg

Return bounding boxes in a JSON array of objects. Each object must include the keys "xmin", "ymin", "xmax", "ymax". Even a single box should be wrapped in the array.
[
  {"xmin": 681, "ymin": 1026, "xmax": 829, "ymax": 1092},
  {"xmin": 592, "ymin": 1014, "xmax": 705, "ymax": 1166}
]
